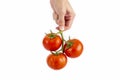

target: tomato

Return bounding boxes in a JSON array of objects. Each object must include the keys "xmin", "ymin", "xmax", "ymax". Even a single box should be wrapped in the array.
[
  {"xmin": 47, "ymin": 53, "xmax": 67, "ymax": 70},
  {"xmin": 42, "ymin": 33, "xmax": 62, "ymax": 51},
  {"xmin": 64, "ymin": 39, "xmax": 83, "ymax": 58}
]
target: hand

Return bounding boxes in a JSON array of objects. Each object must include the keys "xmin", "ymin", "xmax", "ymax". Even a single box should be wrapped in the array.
[{"xmin": 50, "ymin": 0, "xmax": 75, "ymax": 31}]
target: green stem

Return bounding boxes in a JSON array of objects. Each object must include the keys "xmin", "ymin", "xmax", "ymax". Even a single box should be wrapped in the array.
[{"xmin": 59, "ymin": 30, "xmax": 65, "ymax": 53}]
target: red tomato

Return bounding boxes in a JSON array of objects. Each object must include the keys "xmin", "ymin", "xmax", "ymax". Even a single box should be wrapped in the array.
[
  {"xmin": 64, "ymin": 39, "xmax": 83, "ymax": 58},
  {"xmin": 47, "ymin": 53, "xmax": 67, "ymax": 70},
  {"xmin": 42, "ymin": 33, "xmax": 62, "ymax": 51}
]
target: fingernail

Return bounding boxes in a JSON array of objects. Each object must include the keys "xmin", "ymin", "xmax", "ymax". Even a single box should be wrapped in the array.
[{"xmin": 59, "ymin": 26, "xmax": 64, "ymax": 31}]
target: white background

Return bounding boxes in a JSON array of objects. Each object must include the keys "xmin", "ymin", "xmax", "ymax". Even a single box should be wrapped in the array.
[{"xmin": 0, "ymin": 0, "xmax": 120, "ymax": 80}]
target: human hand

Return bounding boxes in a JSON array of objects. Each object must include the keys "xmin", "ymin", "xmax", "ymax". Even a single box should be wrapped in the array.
[{"xmin": 50, "ymin": 0, "xmax": 75, "ymax": 31}]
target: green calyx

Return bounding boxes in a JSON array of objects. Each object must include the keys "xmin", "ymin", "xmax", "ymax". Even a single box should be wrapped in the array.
[
  {"xmin": 45, "ymin": 30, "xmax": 57, "ymax": 39},
  {"xmin": 66, "ymin": 41, "xmax": 73, "ymax": 49},
  {"xmin": 51, "ymin": 50, "xmax": 61, "ymax": 56},
  {"xmin": 48, "ymin": 33, "xmax": 56, "ymax": 39}
]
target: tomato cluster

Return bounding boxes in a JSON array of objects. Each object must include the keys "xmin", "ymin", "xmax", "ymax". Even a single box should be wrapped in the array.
[{"xmin": 42, "ymin": 30, "xmax": 83, "ymax": 70}]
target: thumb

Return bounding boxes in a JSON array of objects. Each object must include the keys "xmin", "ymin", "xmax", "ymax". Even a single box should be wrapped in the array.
[{"xmin": 57, "ymin": 14, "xmax": 65, "ymax": 27}]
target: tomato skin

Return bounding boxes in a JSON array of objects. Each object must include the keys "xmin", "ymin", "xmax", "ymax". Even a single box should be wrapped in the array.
[
  {"xmin": 64, "ymin": 39, "xmax": 83, "ymax": 58},
  {"xmin": 42, "ymin": 33, "xmax": 62, "ymax": 51},
  {"xmin": 47, "ymin": 53, "xmax": 67, "ymax": 70}
]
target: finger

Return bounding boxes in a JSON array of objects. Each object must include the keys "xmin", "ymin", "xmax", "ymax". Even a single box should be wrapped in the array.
[
  {"xmin": 53, "ymin": 12, "xmax": 58, "ymax": 21},
  {"xmin": 53, "ymin": 12, "xmax": 60, "ymax": 25},
  {"xmin": 57, "ymin": 14, "xmax": 65, "ymax": 26},
  {"xmin": 56, "ymin": 26, "xmax": 64, "ymax": 31},
  {"xmin": 64, "ymin": 19, "xmax": 73, "ymax": 31},
  {"xmin": 64, "ymin": 14, "xmax": 74, "ymax": 30}
]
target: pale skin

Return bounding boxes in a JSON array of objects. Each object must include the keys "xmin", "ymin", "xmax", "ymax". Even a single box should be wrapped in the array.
[{"xmin": 50, "ymin": 0, "xmax": 75, "ymax": 31}]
